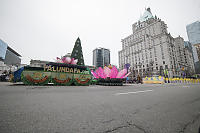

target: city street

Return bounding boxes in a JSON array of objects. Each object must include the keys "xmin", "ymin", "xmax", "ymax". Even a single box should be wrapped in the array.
[{"xmin": 0, "ymin": 82, "xmax": 200, "ymax": 133}]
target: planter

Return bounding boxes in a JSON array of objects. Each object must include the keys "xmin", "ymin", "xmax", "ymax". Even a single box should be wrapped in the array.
[{"xmin": 97, "ymin": 78, "xmax": 123, "ymax": 86}]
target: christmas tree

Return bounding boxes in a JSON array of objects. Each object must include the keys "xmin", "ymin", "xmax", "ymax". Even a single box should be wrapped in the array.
[{"xmin": 71, "ymin": 37, "xmax": 85, "ymax": 66}]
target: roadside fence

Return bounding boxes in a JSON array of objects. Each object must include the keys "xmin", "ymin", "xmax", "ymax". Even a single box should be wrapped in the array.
[{"xmin": 143, "ymin": 76, "xmax": 200, "ymax": 84}]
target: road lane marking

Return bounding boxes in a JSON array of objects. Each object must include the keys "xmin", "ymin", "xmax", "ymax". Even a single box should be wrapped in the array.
[
  {"xmin": 115, "ymin": 90, "xmax": 153, "ymax": 95},
  {"xmin": 182, "ymin": 86, "xmax": 190, "ymax": 88}
]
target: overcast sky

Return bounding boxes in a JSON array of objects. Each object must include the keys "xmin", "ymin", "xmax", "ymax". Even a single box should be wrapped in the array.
[{"xmin": 0, "ymin": 0, "xmax": 200, "ymax": 66}]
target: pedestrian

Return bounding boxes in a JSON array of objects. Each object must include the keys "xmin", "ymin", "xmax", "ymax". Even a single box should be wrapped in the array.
[{"xmin": 137, "ymin": 74, "xmax": 142, "ymax": 84}]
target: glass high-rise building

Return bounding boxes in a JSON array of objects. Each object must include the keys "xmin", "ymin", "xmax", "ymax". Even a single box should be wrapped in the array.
[
  {"xmin": 93, "ymin": 48, "xmax": 110, "ymax": 68},
  {"xmin": 0, "ymin": 39, "xmax": 8, "ymax": 60},
  {"xmin": 186, "ymin": 21, "xmax": 200, "ymax": 45},
  {"xmin": 186, "ymin": 21, "xmax": 200, "ymax": 73},
  {"xmin": 0, "ymin": 39, "xmax": 21, "ymax": 65},
  {"xmin": 0, "ymin": 39, "xmax": 21, "ymax": 73}
]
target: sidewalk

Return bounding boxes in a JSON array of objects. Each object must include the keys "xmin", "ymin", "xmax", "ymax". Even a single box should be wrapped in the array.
[{"xmin": 0, "ymin": 82, "xmax": 13, "ymax": 86}]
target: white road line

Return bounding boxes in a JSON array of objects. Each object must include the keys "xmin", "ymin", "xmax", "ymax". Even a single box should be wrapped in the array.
[
  {"xmin": 182, "ymin": 86, "xmax": 190, "ymax": 88},
  {"xmin": 115, "ymin": 90, "xmax": 153, "ymax": 95}
]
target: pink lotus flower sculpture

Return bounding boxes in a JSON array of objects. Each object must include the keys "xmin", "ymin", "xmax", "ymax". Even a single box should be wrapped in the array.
[
  {"xmin": 56, "ymin": 57, "xmax": 78, "ymax": 65},
  {"xmin": 91, "ymin": 66, "xmax": 131, "ymax": 79}
]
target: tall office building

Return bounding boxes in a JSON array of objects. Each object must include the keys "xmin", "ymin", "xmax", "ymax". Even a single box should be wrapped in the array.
[
  {"xmin": 186, "ymin": 21, "xmax": 200, "ymax": 73},
  {"xmin": 0, "ymin": 39, "xmax": 21, "ymax": 73},
  {"xmin": 183, "ymin": 41, "xmax": 195, "ymax": 75},
  {"xmin": 119, "ymin": 8, "xmax": 195, "ymax": 78},
  {"xmin": 93, "ymin": 47, "xmax": 110, "ymax": 68}
]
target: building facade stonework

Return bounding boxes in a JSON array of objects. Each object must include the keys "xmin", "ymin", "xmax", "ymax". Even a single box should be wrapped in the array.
[{"xmin": 118, "ymin": 8, "xmax": 195, "ymax": 78}]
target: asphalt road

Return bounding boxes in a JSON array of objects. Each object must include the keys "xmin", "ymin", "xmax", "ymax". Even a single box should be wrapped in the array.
[{"xmin": 0, "ymin": 82, "xmax": 200, "ymax": 133}]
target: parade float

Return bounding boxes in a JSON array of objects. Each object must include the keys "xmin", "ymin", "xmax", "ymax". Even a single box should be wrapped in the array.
[
  {"xmin": 13, "ymin": 38, "xmax": 92, "ymax": 86},
  {"xmin": 91, "ymin": 65, "xmax": 131, "ymax": 86}
]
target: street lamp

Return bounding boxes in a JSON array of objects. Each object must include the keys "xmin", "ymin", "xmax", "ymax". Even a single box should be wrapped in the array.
[
  {"xmin": 149, "ymin": 61, "xmax": 154, "ymax": 76},
  {"xmin": 138, "ymin": 62, "xmax": 142, "ymax": 76}
]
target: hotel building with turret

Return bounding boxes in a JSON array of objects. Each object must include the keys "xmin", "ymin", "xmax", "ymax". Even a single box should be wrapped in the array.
[{"xmin": 118, "ymin": 8, "xmax": 195, "ymax": 78}]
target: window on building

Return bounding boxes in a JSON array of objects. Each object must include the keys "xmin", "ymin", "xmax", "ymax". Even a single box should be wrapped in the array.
[
  {"xmin": 150, "ymin": 52, "xmax": 152, "ymax": 58},
  {"xmin": 160, "ymin": 66, "xmax": 163, "ymax": 71},
  {"xmin": 163, "ymin": 61, "xmax": 165, "ymax": 64},
  {"xmin": 162, "ymin": 54, "xmax": 165, "ymax": 59}
]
